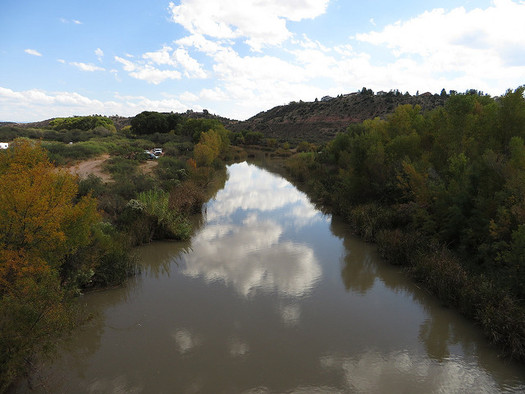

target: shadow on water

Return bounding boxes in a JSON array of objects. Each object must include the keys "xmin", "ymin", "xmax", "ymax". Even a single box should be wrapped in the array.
[{"xmin": 329, "ymin": 214, "xmax": 525, "ymax": 391}]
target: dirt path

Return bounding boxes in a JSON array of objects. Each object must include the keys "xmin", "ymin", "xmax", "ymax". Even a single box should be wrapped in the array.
[
  {"xmin": 66, "ymin": 154, "xmax": 112, "ymax": 182},
  {"xmin": 139, "ymin": 159, "xmax": 158, "ymax": 175}
]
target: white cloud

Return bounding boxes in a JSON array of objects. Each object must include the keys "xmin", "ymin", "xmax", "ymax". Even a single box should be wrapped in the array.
[
  {"xmin": 114, "ymin": 56, "xmax": 136, "ymax": 72},
  {"xmin": 0, "ymin": 87, "xmax": 200, "ymax": 122},
  {"xmin": 175, "ymin": 34, "xmax": 225, "ymax": 55},
  {"xmin": 179, "ymin": 91, "xmax": 199, "ymax": 101},
  {"xmin": 116, "ymin": 45, "xmax": 206, "ymax": 84},
  {"xmin": 168, "ymin": 1, "xmax": 525, "ymax": 120},
  {"xmin": 143, "ymin": 46, "xmax": 174, "ymax": 66},
  {"xmin": 354, "ymin": 0, "xmax": 525, "ymax": 91},
  {"xmin": 129, "ymin": 65, "xmax": 181, "ymax": 85},
  {"xmin": 60, "ymin": 18, "xmax": 82, "ymax": 24},
  {"xmin": 57, "ymin": 59, "xmax": 66, "ymax": 64},
  {"xmin": 70, "ymin": 62, "xmax": 105, "ymax": 72},
  {"xmin": 174, "ymin": 34, "xmax": 346, "ymax": 118},
  {"xmin": 24, "ymin": 49, "xmax": 42, "ymax": 57},
  {"xmin": 199, "ymin": 88, "xmax": 228, "ymax": 102},
  {"xmin": 168, "ymin": 0, "xmax": 329, "ymax": 51},
  {"xmin": 95, "ymin": 48, "xmax": 104, "ymax": 61},
  {"xmin": 7, "ymin": 1, "xmax": 525, "ymax": 122},
  {"xmin": 172, "ymin": 47, "xmax": 207, "ymax": 78}
]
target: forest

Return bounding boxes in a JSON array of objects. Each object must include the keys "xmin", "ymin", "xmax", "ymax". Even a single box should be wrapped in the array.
[{"xmin": 285, "ymin": 87, "xmax": 525, "ymax": 360}]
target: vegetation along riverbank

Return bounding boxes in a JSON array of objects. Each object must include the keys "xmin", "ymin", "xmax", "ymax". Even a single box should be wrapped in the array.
[
  {"xmin": 1, "ymin": 86, "xmax": 524, "ymax": 390},
  {"xmin": 0, "ymin": 113, "xmax": 242, "ymax": 391},
  {"xmin": 284, "ymin": 87, "xmax": 525, "ymax": 361}
]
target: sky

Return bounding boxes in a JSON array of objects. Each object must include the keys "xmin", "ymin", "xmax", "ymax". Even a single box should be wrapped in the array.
[{"xmin": 0, "ymin": 0, "xmax": 524, "ymax": 122}]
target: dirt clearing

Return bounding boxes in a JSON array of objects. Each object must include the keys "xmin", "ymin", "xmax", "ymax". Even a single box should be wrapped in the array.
[{"xmin": 64, "ymin": 154, "xmax": 158, "ymax": 182}]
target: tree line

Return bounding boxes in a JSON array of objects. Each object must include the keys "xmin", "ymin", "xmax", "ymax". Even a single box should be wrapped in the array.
[{"xmin": 285, "ymin": 87, "xmax": 525, "ymax": 360}]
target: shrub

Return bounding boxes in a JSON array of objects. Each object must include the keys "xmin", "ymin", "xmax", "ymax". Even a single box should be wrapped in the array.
[
  {"xmin": 170, "ymin": 180, "xmax": 205, "ymax": 215},
  {"xmin": 136, "ymin": 189, "xmax": 191, "ymax": 240},
  {"xmin": 376, "ymin": 229, "xmax": 423, "ymax": 266},
  {"xmin": 155, "ymin": 156, "xmax": 187, "ymax": 189},
  {"xmin": 43, "ymin": 141, "xmax": 107, "ymax": 164},
  {"xmin": 89, "ymin": 223, "xmax": 138, "ymax": 287},
  {"xmin": 409, "ymin": 245, "xmax": 467, "ymax": 306},
  {"xmin": 77, "ymin": 174, "xmax": 105, "ymax": 199},
  {"xmin": 103, "ymin": 157, "xmax": 139, "ymax": 178}
]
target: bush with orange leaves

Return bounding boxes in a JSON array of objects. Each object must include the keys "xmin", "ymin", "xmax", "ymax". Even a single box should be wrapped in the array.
[{"xmin": 0, "ymin": 139, "xmax": 99, "ymax": 391}]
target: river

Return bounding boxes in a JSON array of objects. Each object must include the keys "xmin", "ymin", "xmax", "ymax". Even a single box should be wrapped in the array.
[{"xmin": 24, "ymin": 162, "xmax": 525, "ymax": 393}]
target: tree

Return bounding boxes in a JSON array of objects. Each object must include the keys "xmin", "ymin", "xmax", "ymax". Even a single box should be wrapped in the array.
[
  {"xmin": 497, "ymin": 87, "xmax": 525, "ymax": 150},
  {"xmin": 194, "ymin": 129, "xmax": 222, "ymax": 166},
  {"xmin": 0, "ymin": 139, "xmax": 99, "ymax": 389},
  {"xmin": 0, "ymin": 140, "xmax": 98, "ymax": 270},
  {"xmin": 50, "ymin": 116, "xmax": 115, "ymax": 132},
  {"xmin": 131, "ymin": 111, "xmax": 169, "ymax": 135}
]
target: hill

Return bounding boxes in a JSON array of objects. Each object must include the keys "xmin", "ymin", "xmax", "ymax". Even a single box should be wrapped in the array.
[
  {"xmin": 6, "ymin": 90, "xmax": 450, "ymax": 142},
  {"xmin": 12, "ymin": 110, "xmax": 237, "ymax": 132},
  {"xmin": 230, "ymin": 90, "xmax": 448, "ymax": 143}
]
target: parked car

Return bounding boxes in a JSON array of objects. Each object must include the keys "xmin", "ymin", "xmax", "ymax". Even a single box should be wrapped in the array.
[
  {"xmin": 153, "ymin": 148, "xmax": 163, "ymax": 156},
  {"xmin": 140, "ymin": 150, "xmax": 157, "ymax": 160}
]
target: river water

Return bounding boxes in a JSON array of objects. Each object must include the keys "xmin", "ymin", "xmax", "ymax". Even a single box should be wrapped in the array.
[{"xmin": 27, "ymin": 162, "xmax": 525, "ymax": 393}]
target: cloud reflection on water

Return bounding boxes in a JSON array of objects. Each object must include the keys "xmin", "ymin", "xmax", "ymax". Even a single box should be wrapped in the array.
[
  {"xmin": 320, "ymin": 350, "xmax": 514, "ymax": 394},
  {"xmin": 206, "ymin": 162, "xmax": 321, "ymax": 227},
  {"xmin": 172, "ymin": 328, "xmax": 201, "ymax": 354},
  {"xmin": 179, "ymin": 163, "xmax": 323, "ymax": 298},
  {"xmin": 182, "ymin": 216, "xmax": 321, "ymax": 297}
]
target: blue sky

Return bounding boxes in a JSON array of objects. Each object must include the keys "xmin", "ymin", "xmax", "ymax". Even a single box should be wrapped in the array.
[{"xmin": 1, "ymin": 0, "xmax": 523, "ymax": 122}]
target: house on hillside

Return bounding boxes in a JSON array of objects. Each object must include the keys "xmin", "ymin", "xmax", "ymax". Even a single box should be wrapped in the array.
[{"xmin": 0, "ymin": 142, "xmax": 8, "ymax": 149}]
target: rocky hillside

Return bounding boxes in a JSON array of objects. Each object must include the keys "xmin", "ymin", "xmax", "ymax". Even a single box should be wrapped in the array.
[{"xmin": 231, "ymin": 91, "xmax": 448, "ymax": 143}]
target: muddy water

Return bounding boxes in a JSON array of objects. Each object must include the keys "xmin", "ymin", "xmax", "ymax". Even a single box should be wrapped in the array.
[{"xmin": 28, "ymin": 162, "xmax": 525, "ymax": 393}]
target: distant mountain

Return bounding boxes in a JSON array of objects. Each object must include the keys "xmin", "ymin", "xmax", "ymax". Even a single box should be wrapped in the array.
[{"xmin": 230, "ymin": 91, "xmax": 448, "ymax": 143}]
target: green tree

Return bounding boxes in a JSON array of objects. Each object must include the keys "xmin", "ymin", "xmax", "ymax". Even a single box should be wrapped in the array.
[
  {"xmin": 131, "ymin": 111, "xmax": 169, "ymax": 135},
  {"xmin": 194, "ymin": 129, "xmax": 222, "ymax": 166},
  {"xmin": 50, "ymin": 116, "xmax": 115, "ymax": 132}
]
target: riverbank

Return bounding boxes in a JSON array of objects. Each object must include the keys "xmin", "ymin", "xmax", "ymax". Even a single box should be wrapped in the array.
[
  {"xmin": 278, "ymin": 157, "xmax": 525, "ymax": 361},
  {"xmin": 277, "ymin": 89, "xmax": 525, "ymax": 361},
  {"xmin": 0, "ymin": 115, "xmax": 240, "ymax": 391},
  {"xmin": 14, "ymin": 162, "xmax": 525, "ymax": 393}
]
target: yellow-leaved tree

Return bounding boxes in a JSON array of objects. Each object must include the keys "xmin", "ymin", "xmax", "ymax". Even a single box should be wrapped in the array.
[{"xmin": 0, "ymin": 139, "xmax": 99, "ymax": 391}]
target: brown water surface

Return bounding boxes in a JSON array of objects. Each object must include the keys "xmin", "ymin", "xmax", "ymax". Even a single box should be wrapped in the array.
[{"xmin": 24, "ymin": 162, "xmax": 525, "ymax": 393}]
